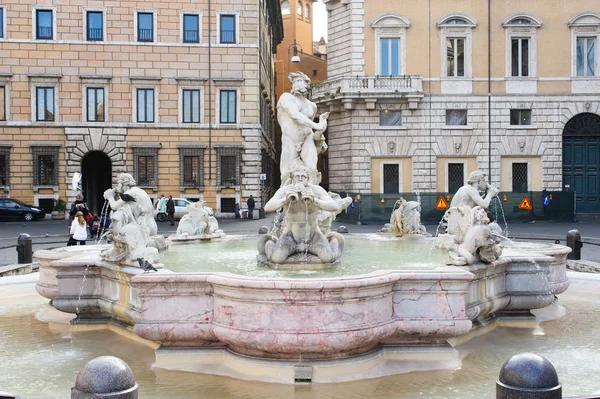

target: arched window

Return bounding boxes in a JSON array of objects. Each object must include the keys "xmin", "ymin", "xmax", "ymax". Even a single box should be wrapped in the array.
[
  {"xmin": 508, "ymin": 18, "xmax": 532, "ymax": 24},
  {"xmin": 297, "ymin": 1, "xmax": 303, "ymax": 16},
  {"xmin": 446, "ymin": 18, "xmax": 467, "ymax": 25},
  {"xmin": 305, "ymin": 4, "xmax": 310, "ymax": 20},
  {"xmin": 281, "ymin": 1, "xmax": 290, "ymax": 15}
]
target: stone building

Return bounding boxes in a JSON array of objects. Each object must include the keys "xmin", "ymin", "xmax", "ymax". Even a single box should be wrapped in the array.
[
  {"xmin": 313, "ymin": 0, "xmax": 600, "ymax": 212},
  {"xmin": 0, "ymin": 0, "xmax": 283, "ymax": 215}
]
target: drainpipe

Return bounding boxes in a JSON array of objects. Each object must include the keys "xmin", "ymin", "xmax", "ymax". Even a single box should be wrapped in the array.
[
  {"xmin": 208, "ymin": 0, "xmax": 213, "ymax": 183},
  {"xmin": 488, "ymin": 0, "xmax": 492, "ymax": 179}
]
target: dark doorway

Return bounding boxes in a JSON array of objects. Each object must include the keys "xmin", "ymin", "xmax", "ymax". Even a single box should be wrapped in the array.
[
  {"xmin": 81, "ymin": 151, "xmax": 112, "ymax": 214},
  {"xmin": 383, "ymin": 164, "xmax": 399, "ymax": 194},
  {"xmin": 563, "ymin": 113, "xmax": 600, "ymax": 213},
  {"xmin": 448, "ymin": 163, "xmax": 464, "ymax": 193}
]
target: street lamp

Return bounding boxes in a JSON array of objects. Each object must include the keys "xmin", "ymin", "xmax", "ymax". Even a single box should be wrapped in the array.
[{"xmin": 287, "ymin": 39, "xmax": 303, "ymax": 72}]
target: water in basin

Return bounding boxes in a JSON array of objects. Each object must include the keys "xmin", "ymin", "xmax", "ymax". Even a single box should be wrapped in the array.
[{"xmin": 160, "ymin": 234, "xmax": 448, "ymax": 277}]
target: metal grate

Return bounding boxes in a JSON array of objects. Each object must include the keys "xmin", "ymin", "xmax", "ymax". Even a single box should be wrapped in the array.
[
  {"xmin": 32, "ymin": 146, "xmax": 59, "ymax": 185},
  {"xmin": 217, "ymin": 148, "xmax": 241, "ymax": 187},
  {"xmin": 512, "ymin": 163, "xmax": 528, "ymax": 192},
  {"xmin": 133, "ymin": 147, "xmax": 158, "ymax": 186},
  {"xmin": 563, "ymin": 112, "xmax": 600, "ymax": 137},
  {"xmin": 0, "ymin": 147, "xmax": 9, "ymax": 186},
  {"xmin": 180, "ymin": 147, "xmax": 204, "ymax": 188},
  {"xmin": 383, "ymin": 164, "xmax": 399, "ymax": 193},
  {"xmin": 448, "ymin": 163, "xmax": 464, "ymax": 193}
]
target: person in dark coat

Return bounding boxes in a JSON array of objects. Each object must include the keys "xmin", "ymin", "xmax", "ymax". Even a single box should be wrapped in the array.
[
  {"xmin": 69, "ymin": 194, "xmax": 89, "ymax": 224},
  {"xmin": 246, "ymin": 195, "xmax": 255, "ymax": 219},
  {"xmin": 167, "ymin": 195, "xmax": 175, "ymax": 226}
]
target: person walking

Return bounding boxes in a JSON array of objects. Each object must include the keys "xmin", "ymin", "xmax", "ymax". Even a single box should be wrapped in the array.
[
  {"xmin": 167, "ymin": 195, "xmax": 175, "ymax": 226},
  {"xmin": 157, "ymin": 194, "xmax": 167, "ymax": 222},
  {"xmin": 246, "ymin": 195, "xmax": 256, "ymax": 219},
  {"xmin": 68, "ymin": 211, "xmax": 88, "ymax": 246}
]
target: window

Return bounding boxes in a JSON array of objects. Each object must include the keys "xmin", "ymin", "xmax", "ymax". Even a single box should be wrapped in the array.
[
  {"xmin": 36, "ymin": 10, "xmax": 53, "ymax": 40},
  {"xmin": 380, "ymin": 38, "xmax": 400, "ymax": 76},
  {"xmin": 577, "ymin": 37, "xmax": 596, "ymax": 77},
  {"xmin": 446, "ymin": 109, "xmax": 467, "ymax": 126},
  {"xmin": 511, "ymin": 38, "xmax": 529, "ymax": 77},
  {"xmin": 446, "ymin": 38, "xmax": 465, "ymax": 77},
  {"xmin": 137, "ymin": 89, "xmax": 154, "ymax": 122},
  {"xmin": 281, "ymin": 1, "xmax": 290, "ymax": 15},
  {"xmin": 312, "ymin": 69, "xmax": 317, "ymax": 77},
  {"xmin": 448, "ymin": 163, "xmax": 464, "ymax": 193},
  {"xmin": 0, "ymin": 147, "xmax": 10, "ymax": 186},
  {"xmin": 137, "ymin": 12, "xmax": 153, "ymax": 42},
  {"xmin": 217, "ymin": 148, "xmax": 241, "ymax": 186},
  {"xmin": 382, "ymin": 164, "xmax": 399, "ymax": 193},
  {"xmin": 87, "ymin": 87, "xmax": 105, "ymax": 122},
  {"xmin": 182, "ymin": 89, "xmax": 201, "ymax": 123},
  {"xmin": 219, "ymin": 90, "xmax": 236, "ymax": 124},
  {"xmin": 379, "ymin": 110, "xmax": 402, "ymax": 126},
  {"xmin": 180, "ymin": 147, "xmax": 204, "ymax": 188},
  {"xmin": 510, "ymin": 109, "xmax": 532, "ymax": 126},
  {"xmin": 220, "ymin": 14, "xmax": 235, "ymax": 44},
  {"xmin": 87, "ymin": 11, "xmax": 103, "ymax": 41},
  {"xmin": 0, "ymin": 7, "xmax": 4, "ymax": 38},
  {"xmin": 0, "ymin": 86, "xmax": 5, "ymax": 121},
  {"xmin": 32, "ymin": 146, "xmax": 59, "ymax": 186},
  {"xmin": 297, "ymin": 2, "xmax": 302, "ymax": 16},
  {"xmin": 36, "ymin": 87, "xmax": 55, "ymax": 121},
  {"xmin": 305, "ymin": 4, "xmax": 310, "ymax": 20},
  {"xmin": 183, "ymin": 14, "xmax": 199, "ymax": 43},
  {"xmin": 512, "ymin": 163, "xmax": 528, "ymax": 192},
  {"xmin": 132, "ymin": 147, "xmax": 158, "ymax": 186}
]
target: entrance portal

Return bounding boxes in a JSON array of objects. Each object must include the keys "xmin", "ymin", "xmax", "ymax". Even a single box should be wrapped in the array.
[
  {"xmin": 563, "ymin": 112, "xmax": 600, "ymax": 213},
  {"xmin": 81, "ymin": 151, "xmax": 112, "ymax": 214}
]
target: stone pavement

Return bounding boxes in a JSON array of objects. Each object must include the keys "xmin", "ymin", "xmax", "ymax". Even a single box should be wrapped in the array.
[{"xmin": 0, "ymin": 214, "xmax": 598, "ymax": 266}]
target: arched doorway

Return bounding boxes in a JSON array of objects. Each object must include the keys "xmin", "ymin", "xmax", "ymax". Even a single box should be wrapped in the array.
[
  {"xmin": 81, "ymin": 151, "xmax": 112, "ymax": 214},
  {"xmin": 563, "ymin": 112, "xmax": 600, "ymax": 213}
]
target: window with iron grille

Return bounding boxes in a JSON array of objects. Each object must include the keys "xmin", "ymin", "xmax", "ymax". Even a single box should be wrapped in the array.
[
  {"xmin": 217, "ymin": 148, "xmax": 240, "ymax": 186},
  {"xmin": 180, "ymin": 147, "xmax": 203, "ymax": 188},
  {"xmin": 0, "ymin": 86, "xmax": 5, "ymax": 121},
  {"xmin": 137, "ymin": 88, "xmax": 154, "ymax": 122},
  {"xmin": 512, "ymin": 163, "xmax": 528, "ymax": 192},
  {"xmin": 87, "ymin": 11, "xmax": 103, "ymax": 41},
  {"xmin": 510, "ymin": 109, "xmax": 531, "ymax": 126},
  {"xmin": 219, "ymin": 90, "xmax": 236, "ymax": 123},
  {"xmin": 220, "ymin": 15, "xmax": 235, "ymax": 44},
  {"xmin": 36, "ymin": 87, "xmax": 55, "ymax": 121},
  {"xmin": 36, "ymin": 10, "xmax": 53, "ymax": 40},
  {"xmin": 0, "ymin": 147, "xmax": 9, "ymax": 186},
  {"xmin": 87, "ymin": 87, "xmax": 105, "ymax": 122},
  {"xmin": 182, "ymin": 89, "xmax": 201, "ymax": 123},
  {"xmin": 448, "ymin": 163, "xmax": 464, "ymax": 193},
  {"xmin": 32, "ymin": 146, "xmax": 59, "ymax": 185},
  {"xmin": 133, "ymin": 147, "xmax": 158, "ymax": 186},
  {"xmin": 137, "ymin": 12, "xmax": 153, "ymax": 42},
  {"xmin": 382, "ymin": 164, "xmax": 399, "ymax": 193},
  {"xmin": 183, "ymin": 14, "xmax": 199, "ymax": 43}
]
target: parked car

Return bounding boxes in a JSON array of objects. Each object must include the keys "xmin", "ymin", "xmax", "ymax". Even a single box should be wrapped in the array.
[
  {"xmin": 0, "ymin": 198, "xmax": 46, "ymax": 221},
  {"xmin": 153, "ymin": 198, "xmax": 191, "ymax": 221}
]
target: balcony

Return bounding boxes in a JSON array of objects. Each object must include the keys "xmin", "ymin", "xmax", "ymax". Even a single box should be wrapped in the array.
[{"xmin": 310, "ymin": 75, "xmax": 423, "ymax": 109}]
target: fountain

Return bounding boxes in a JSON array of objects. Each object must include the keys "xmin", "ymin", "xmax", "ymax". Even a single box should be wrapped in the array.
[
  {"xmin": 31, "ymin": 74, "xmax": 572, "ymax": 385},
  {"xmin": 380, "ymin": 194, "xmax": 428, "ymax": 236},
  {"xmin": 169, "ymin": 200, "xmax": 225, "ymax": 242}
]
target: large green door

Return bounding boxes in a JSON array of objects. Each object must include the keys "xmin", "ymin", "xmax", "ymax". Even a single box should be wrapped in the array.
[{"xmin": 563, "ymin": 113, "xmax": 600, "ymax": 213}]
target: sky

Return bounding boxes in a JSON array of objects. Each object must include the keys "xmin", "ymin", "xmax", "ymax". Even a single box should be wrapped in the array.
[{"xmin": 313, "ymin": 1, "xmax": 327, "ymax": 41}]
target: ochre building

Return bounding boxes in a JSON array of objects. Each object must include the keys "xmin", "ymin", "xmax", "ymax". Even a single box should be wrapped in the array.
[{"xmin": 0, "ymin": 0, "xmax": 283, "ymax": 215}]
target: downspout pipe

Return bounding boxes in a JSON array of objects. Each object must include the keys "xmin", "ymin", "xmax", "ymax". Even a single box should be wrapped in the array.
[
  {"xmin": 488, "ymin": 0, "xmax": 492, "ymax": 179},
  {"xmin": 208, "ymin": 0, "xmax": 213, "ymax": 183}
]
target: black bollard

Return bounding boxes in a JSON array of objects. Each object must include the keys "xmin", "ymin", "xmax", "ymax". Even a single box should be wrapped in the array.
[
  {"xmin": 566, "ymin": 229, "xmax": 582, "ymax": 260},
  {"xmin": 71, "ymin": 356, "xmax": 138, "ymax": 399},
  {"xmin": 0, "ymin": 392, "xmax": 21, "ymax": 399},
  {"xmin": 16, "ymin": 233, "xmax": 32, "ymax": 264},
  {"xmin": 496, "ymin": 352, "xmax": 561, "ymax": 399}
]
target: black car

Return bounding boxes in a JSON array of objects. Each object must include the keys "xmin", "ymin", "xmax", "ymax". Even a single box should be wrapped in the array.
[{"xmin": 0, "ymin": 198, "xmax": 46, "ymax": 221}]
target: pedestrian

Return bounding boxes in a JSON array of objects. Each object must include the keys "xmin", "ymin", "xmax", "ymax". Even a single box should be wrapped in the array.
[
  {"xmin": 167, "ymin": 195, "xmax": 175, "ymax": 226},
  {"xmin": 246, "ymin": 195, "xmax": 255, "ymax": 219},
  {"xmin": 69, "ymin": 194, "xmax": 88, "ymax": 224},
  {"xmin": 157, "ymin": 194, "xmax": 167, "ymax": 222},
  {"xmin": 68, "ymin": 211, "xmax": 88, "ymax": 246}
]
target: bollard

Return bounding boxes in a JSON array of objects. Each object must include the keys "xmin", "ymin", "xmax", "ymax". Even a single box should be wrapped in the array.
[
  {"xmin": 0, "ymin": 392, "xmax": 21, "ymax": 399},
  {"xmin": 496, "ymin": 352, "xmax": 561, "ymax": 399},
  {"xmin": 16, "ymin": 233, "xmax": 32, "ymax": 264},
  {"xmin": 566, "ymin": 229, "xmax": 582, "ymax": 260},
  {"xmin": 72, "ymin": 356, "xmax": 138, "ymax": 399}
]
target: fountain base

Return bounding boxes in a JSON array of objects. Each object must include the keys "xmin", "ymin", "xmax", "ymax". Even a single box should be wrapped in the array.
[{"xmin": 257, "ymin": 253, "xmax": 339, "ymax": 270}]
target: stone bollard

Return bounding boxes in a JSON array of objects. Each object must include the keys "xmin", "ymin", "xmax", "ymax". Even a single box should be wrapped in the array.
[
  {"xmin": 337, "ymin": 225, "xmax": 349, "ymax": 234},
  {"xmin": 258, "ymin": 226, "xmax": 269, "ymax": 234},
  {"xmin": 496, "ymin": 352, "xmax": 561, "ymax": 399},
  {"xmin": 0, "ymin": 392, "xmax": 21, "ymax": 399},
  {"xmin": 566, "ymin": 229, "xmax": 582, "ymax": 260},
  {"xmin": 72, "ymin": 356, "xmax": 138, "ymax": 399},
  {"xmin": 16, "ymin": 233, "xmax": 32, "ymax": 264}
]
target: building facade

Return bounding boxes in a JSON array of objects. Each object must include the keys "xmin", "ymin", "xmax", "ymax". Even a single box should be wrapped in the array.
[
  {"xmin": 0, "ymin": 0, "xmax": 282, "ymax": 215},
  {"xmin": 313, "ymin": 0, "xmax": 600, "ymax": 212}
]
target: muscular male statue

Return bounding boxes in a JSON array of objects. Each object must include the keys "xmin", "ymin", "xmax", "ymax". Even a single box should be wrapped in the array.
[
  {"xmin": 259, "ymin": 165, "xmax": 343, "ymax": 263},
  {"xmin": 450, "ymin": 170, "xmax": 499, "ymax": 209},
  {"xmin": 277, "ymin": 72, "xmax": 329, "ymax": 185}
]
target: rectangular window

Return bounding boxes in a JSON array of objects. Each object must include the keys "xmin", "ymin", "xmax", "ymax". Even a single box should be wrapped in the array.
[
  {"xmin": 511, "ymin": 38, "xmax": 529, "ymax": 77},
  {"xmin": 87, "ymin": 11, "xmax": 103, "ymax": 41},
  {"xmin": 36, "ymin": 10, "xmax": 53, "ymax": 40},
  {"xmin": 32, "ymin": 147, "xmax": 59, "ymax": 186},
  {"xmin": 448, "ymin": 163, "xmax": 464, "ymax": 193},
  {"xmin": 36, "ymin": 87, "xmax": 55, "ymax": 121},
  {"xmin": 183, "ymin": 156, "xmax": 199, "ymax": 185},
  {"xmin": 577, "ymin": 37, "xmax": 596, "ymax": 77},
  {"xmin": 219, "ymin": 90, "xmax": 236, "ymax": 123},
  {"xmin": 183, "ymin": 14, "xmax": 199, "ymax": 43},
  {"xmin": 512, "ymin": 163, "xmax": 528, "ymax": 192},
  {"xmin": 380, "ymin": 38, "xmax": 399, "ymax": 76},
  {"xmin": 379, "ymin": 110, "xmax": 402, "ymax": 126},
  {"xmin": 446, "ymin": 38, "xmax": 465, "ymax": 77},
  {"xmin": 445, "ymin": 109, "xmax": 467, "ymax": 126},
  {"xmin": 182, "ymin": 89, "xmax": 200, "ymax": 123},
  {"xmin": 137, "ymin": 88, "xmax": 154, "ymax": 122},
  {"xmin": 510, "ymin": 109, "xmax": 532, "ymax": 126},
  {"xmin": 220, "ymin": 155, "xmax": 237, "ymax": 185},
  {"xmin": 220, "ymin": 15, "xmax": 235, "ymax": 44},
  {"xmin": 0, "ymin": 8, "xmax": 4, "ymax": 39},
  {"xmin": 0, "ymin": 147, "xmax": 10, "ymax": 186},
  {"xmin": 382, "ymin": 164, "xmax": 399, "ymax": 194},
  {"xmin": 86, "ymin": 87, "xmax": 105, "ymax": 122},
  {"xmin": 0, "ymin": 86, "xmax": 5, "ymax": 121},
  {"xmin": 137, "ymin": 12, "xmax": 153, "ymax": 42},
  {"xmin": 137, "ymin": 156, "xmax": 154, "ymax": 185}
]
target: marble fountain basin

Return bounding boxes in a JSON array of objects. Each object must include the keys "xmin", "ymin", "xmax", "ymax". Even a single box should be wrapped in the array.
[{"xmin": 34, "ymin": 235, "xmax": 571, "ymax": 383}]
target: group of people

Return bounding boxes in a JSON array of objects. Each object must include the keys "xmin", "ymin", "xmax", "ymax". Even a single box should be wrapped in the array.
[
  {"xmin": 156, "ymin": 194, "xmax": 176, "ymax": 225},
  {"xmin": 67, "ymin": 194, "xmax": 110, "ymax": 246}
]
